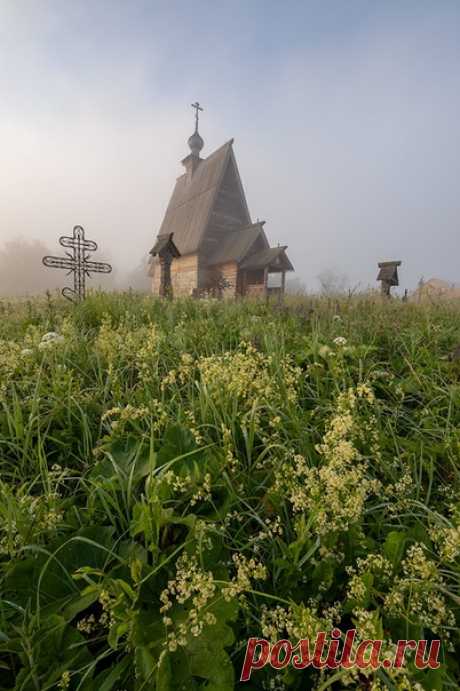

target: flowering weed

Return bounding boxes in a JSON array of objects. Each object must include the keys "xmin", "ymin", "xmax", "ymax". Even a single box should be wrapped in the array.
[{"xmin": 0, "ymin": 293, "xmax": 459, "ymax": 689}]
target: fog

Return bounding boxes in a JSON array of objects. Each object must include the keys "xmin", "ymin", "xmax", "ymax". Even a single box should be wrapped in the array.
[
  {"xmin": 1, "ymin": 1, "xmax": 459, "ymax": 296},
  {"xmin": 0, "ymin": 238, "xmax": 150, "ymax": 296}
]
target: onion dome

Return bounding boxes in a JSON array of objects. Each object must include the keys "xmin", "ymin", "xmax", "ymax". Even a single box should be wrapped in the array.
[{"xmin": 188, "ymin": 130, "xmax": 204, "ymax": 156}]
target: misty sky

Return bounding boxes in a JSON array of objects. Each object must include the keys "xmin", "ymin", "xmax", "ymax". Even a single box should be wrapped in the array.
[{"xmin": 1, "ymin": 0, "xmax": 460, "ymax": 291}]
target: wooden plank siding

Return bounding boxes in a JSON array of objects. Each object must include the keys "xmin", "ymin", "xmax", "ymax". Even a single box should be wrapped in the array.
[{"xmin": 170, "ymin": 255, "xmax": 199, "ymax": 297}]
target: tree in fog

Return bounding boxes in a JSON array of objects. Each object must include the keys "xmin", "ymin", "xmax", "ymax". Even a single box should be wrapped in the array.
[
  {"xmin": 0, "ymin": 238, "xmax": 62, "ymax": 296},
  {"xmin": 317, "ymin": 267, "xmax": 349, "ymax": 296},
  {"xmin": 285, "ymin": 277, "xmax": 307, "ymax": 295},
  {"xmin": 0, "ymin": 237, "xmax": 117, "ymax": 297},
  {"xmin": 122, "ymin": 254, "xmax": 151, "ymax": 292}
]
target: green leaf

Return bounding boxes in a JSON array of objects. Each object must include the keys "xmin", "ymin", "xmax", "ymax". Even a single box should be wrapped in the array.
[
  {"xmin": 186, "ymin": 631, "xmax": 235, "ymax": 690},
  {"xmin": 413, "ymin": 661, "xmax": 445, "ymax": 690},
  {"xmin": 88, "ymin": 656, "xmax": 131, "ymax": 691},
  {"xmin": 135, "ymin": 645, "xmax": 157, "ymax": 682},
  {"xmin": 91, "ymin": 436, "xmax": 155, "ymax": 488},
  {"xmin": 157, "ymin": 424, "xmax": 197, "ymax": 467},
  {"xmin": 157, "ymin": 651, "xmax": 172, "ymax": 691},
  {"xmin": 62, "ymin": 590, "xmax": 99, "ymax": 622},
  {"xmin": 383, "ymin": 531, "xmax": 407, "ymax": 569}
]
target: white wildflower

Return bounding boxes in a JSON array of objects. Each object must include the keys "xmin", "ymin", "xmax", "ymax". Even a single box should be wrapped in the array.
[
  {"xmin": 319, "ymin": 345, "xmax": 332, "ymax": 358},
  {"xmin": 20, "ymin": 348, "xmax": 34, "ymax": 356},
  {"xmin": 39, "ymin": 332, "xmax": 64, "ymax": 350}
]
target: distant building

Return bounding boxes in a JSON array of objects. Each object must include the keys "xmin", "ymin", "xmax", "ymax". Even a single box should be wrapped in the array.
[
  {"xmin": 148, "ymin": 105, "xmax": 293, "ymax": 298},
  {"xmin": 412, "ymin": 278, "xmax": 460, "ymax": 301}
]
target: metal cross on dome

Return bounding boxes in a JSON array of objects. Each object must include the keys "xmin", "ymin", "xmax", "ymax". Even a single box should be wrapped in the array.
[
  {"xmin": 191, "ymin": 101, "xmax": 203, "ymax": 131},
  {"xmin": 42, "ymin": 225, "xmax": 112, "ymax": 302}
]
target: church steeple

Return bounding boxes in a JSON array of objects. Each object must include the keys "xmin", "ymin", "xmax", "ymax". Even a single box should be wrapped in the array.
[
  {"xmin": 188, "ymin": 101, "xmax": 204, "ymax": 155},
  {"xmin": 182, "ymin": 102, "xmax": 204, "ymax": 176}
]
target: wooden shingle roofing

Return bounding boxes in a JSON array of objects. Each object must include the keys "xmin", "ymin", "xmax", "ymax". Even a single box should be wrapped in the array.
[
  {"xmin": 240, "ymin": 246, "xmax": 294, "ymax": 272},
  {"xmin": 151, "ymin": 133, "xmax": 294, "ymax": 279},
  {"xmin": 207, "ymin": 222, "xmax": 268, "ymax": 265},
  {"xmin": 157, "ymin": 139, "xmax": 244, "ymax": 256},
  {"xmin": 150, "ymin": 233, "xmax": 180, "ymax": 257}
]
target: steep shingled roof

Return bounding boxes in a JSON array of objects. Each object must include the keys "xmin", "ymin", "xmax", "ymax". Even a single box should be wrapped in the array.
[
  {"xmin": 156, "ymin": 140, "xmax": 240, "ymax": 256},
  {"xmin": 150, "ymin": 233, "xmax": 180, "ymax": 257},
  {"xmin": 240, "ymin": 246, "xmax": 294, "ymax": 272},
  {"xmin": 151, "ymin": 134, "xmax": 294, "ymax": 281},
  {"xmin": 207, "ymin": 223, "xmax": 268, "ymax": 265}
]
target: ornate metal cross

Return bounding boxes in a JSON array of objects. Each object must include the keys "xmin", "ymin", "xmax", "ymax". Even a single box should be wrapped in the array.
[
  {"xmin": 191, "ymin": 101, "xmax": 203, "ymax": 131},
  {"xmin": 42, "ymin": 225, "xmax": 112, "ymax": 302}
]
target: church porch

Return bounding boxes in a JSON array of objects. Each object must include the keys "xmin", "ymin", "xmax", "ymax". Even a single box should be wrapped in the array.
[{"xmin": 238, "ymin": 246, "xmax": 294, "ymax": 298}]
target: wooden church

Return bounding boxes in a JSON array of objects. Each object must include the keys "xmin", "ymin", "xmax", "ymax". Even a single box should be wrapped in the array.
[{"xmin": 149, "ymin": 104, "xmax": 294, "ymax": 298}]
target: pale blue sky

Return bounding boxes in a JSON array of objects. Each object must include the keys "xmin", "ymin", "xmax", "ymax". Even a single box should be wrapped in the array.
[{"xmin": 1, "ymin": 1, "xmax": 460, "ymax": 290}]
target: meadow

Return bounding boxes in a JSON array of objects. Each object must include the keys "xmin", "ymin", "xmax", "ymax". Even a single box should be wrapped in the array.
[{"xmin": 0, "ymin": 292, "xmax": 459, "ymax": 690}]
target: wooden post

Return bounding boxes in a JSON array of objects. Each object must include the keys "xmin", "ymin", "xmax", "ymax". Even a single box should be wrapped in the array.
[
  {"xmin": 276, "ymin": 271, "xmax": 285, "ymax": 304},
  {"xmin": 159, "ymin": 257, "xmax": 166, "ymax": 298},
  {"xmin": 263, "ymin": 267, "xmax": 268, "ymax": 303},
  {"xmin": 381, "ymin": 281, "xmax": 390, "ymax": 298},
  {"xmin": 159, "ymin": 256, "xmax": 173, "ymax": 298}
]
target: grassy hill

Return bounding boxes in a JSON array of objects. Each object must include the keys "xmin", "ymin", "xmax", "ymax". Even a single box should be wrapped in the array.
[{"xmin": 0, "ymin": 292, "xmax": 459, "ymax": 690}]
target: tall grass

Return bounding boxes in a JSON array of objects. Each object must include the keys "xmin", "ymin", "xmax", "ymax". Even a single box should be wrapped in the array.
[{"xmin": 0, "ymin": 292, "xmax": 459, "ymax": 690}]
